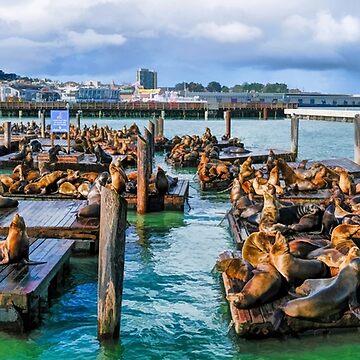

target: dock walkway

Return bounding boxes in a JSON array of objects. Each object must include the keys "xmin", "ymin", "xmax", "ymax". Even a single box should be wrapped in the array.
[
  {"xmin": 0, "ymin": 238, "xmax": 74, "ymax": 332},
  {"xmin": 0, "ymin": 200, "xmax": 99, "ymax": 240}
]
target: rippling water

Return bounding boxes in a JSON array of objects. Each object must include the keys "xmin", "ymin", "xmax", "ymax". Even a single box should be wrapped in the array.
[{"xmin": 0, "ymin": 117, "xmax": 357, "ymax": 359}]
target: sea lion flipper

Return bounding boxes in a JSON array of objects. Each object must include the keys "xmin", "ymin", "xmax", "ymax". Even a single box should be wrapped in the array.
[{"xmin": 348, "ymin": 292, "xmax": 360, "ymax": 320}]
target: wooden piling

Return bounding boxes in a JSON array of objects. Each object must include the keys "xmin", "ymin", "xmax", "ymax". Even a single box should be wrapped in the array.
[
  {"xmin": 158, "ymin": 117, "xmax": 164, "ymax": 137},
  {"xmin": 291, "ymin": 115, "xmax": 299, "ymax": 158},
  {"xmin": 225, "ymin": 110, "xmax": 231, "ymax": 139},
  {"xmin": 144, "ymin": 127, "xmax": 153, "ymax": 175},
  {"xmin": 354, "ymin": 114, "xmax": 360, "ymax": 165},
  {"xmin": 148, "ymin": 120, "xmax": 155, "ymax": 160},
  {"xmin": 263, "ymin": 108, "xmax": 268, "ymax": 120},
  {"xmin": 76, "ymin": 112, "xmax": 81, "ymax": 129},
  {"xmin": 98, "ymin": 187, "xmax": 127, "ymax": 340},
  {"xmin": 137, "ymin": 135, "xmax": 149, "ymax": 214},
  {"xmin": 41, "ymin": 112, "xmax": 46, "ymax": 138},
  {"xmin": 204, "ymin": 110, "xmax": 208, "ymax": 121},
  {"xmin": 155, "ymin": 118, "xmax": 159, "ymax": 137},
  {"xmin": 3, "ymin": 122, "xmax": 11, "ymax": 150}
]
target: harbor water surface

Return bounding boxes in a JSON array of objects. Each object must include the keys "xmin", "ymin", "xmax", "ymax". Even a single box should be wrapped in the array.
[{"xmin": 0, "ymin": 118, "xmax": 357, "ymax": 360}]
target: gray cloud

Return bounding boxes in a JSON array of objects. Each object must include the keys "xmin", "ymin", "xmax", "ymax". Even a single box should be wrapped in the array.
[{"xmin": 1, "ymin": 0, "xmax": 360, "ymax": 92}]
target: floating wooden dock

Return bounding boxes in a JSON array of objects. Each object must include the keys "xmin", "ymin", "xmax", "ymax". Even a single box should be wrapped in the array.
[
  {"xmin": 124, "ymin": 179, "xmax": 189, "ymax": 211},
  {"xmin": 0, "ymin": 237, "xmax": 74, "ymax": 332},
  {"xmin": 219, "ymin": 147, "xmax": 295, "ymax": 163},
  {"xmin": 284, "ymin": 108, "xmax": 358, "ymax": 122},
  {"xmin": 223, "ymin": 272, "xmax": 360, "ymax": 338},
  {"xmin": 0, "ymin": 200, "xmax": 99, "ymax": 240},
  {"xmin": 0, "ymin": 152, "xmax": 125, "ymax": 172}
]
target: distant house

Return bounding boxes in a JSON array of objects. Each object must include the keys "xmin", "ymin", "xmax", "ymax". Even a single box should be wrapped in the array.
[
  {"xmin": 0, "ymin": 85, "xmax": 20, "ymax": 101},
  {"xmin": 76, "ymin": 87, "xmax": 121, "ymax": 102}
]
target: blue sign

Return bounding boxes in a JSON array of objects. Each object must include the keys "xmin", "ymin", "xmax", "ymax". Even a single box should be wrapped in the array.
[{"xmin": 50, "ymin": 110, "xmax": 69, "ymax": 133}]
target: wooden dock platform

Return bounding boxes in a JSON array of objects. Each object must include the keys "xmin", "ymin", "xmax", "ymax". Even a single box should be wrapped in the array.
[
  {"xmin": 124, "ymin": 179, "xmax": 189, "ymax": 211},
  {"xmin": 0, "ymin": 200, "xmax": 99, "ymax": 240},
  {"xmin": 219, "ymin": 147, "xmax": 295, "ymax": 163},
  {"xmin": 0, "ymin": 152, "xmax": 124, "ymax": 172},
  {"xmin": 223, "ymin": 272, "xmax": 360, "ymax": 338},
  {"xmin": 0, "ymin": 237, "xmax": 74, "ymax": 332}
]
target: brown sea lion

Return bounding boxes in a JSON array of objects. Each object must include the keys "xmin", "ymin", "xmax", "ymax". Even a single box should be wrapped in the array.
[
  {"xmin": 289, "ymin": 237, "xmax": 330, "ymax": 258},
  {"xmin": 336, "ymin": 168, "xmax": 355, "ymax": 195},
  {"xmin": 80, "ymin": 172, "xmax": 99, "ymax": 183},
  {"xmin": 269, "ymin": 232, "xmax": 327, "ymax": 284},
  {"xmin": 294, "ymin": 277, "xmax": 335, "ymax": 297},
  {"xmin": 259, "ymin": 187, "xmax": 287, "ymax": 234},
  {"xmin": 0, "ymin": 214, "xmax": 28, "ymax": 264},
  {"xmin": 216, "ymin": 251, "xmax": 253, "ymax": 284},
  {"xmin": 78, "ymin": 171, "xmax": 110, "ymax": 218},
  {"xmin": 77, "ymin": 181, "xmax": 91, "ymax": 198},
  {"xmin": 242, "ymin": 231, "xmax": 275, "ymax": 267},
  {"xmin": 24, "ymin": 170, "xmax": 65, "ymax": 195},
  {"xmin": 331, "ymin": 224, "xmax": 360, "ymax": 254},
  {"xmin": 282, "ymin": 258, "xmax": 360, "ymax": 320},
  {"xmin": 227, "ymin": 263, "xmax": 282, "ymax": 309},
  {"xmin": 59, "ymin": 182, "xmax": 78, "ymax": 196},
  {"xmin": 107, "ymin": 162, "xmax": 127, "ymax": 193}
]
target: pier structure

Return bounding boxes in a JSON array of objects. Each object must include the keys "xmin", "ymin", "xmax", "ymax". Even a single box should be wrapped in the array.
[
  {"xmin": 0, "ymin": 101, "xmax": 296, "ymax": 119},
  {"xmin": 284, "ymin": 108, "xmax": 360, "ymax": 122}
]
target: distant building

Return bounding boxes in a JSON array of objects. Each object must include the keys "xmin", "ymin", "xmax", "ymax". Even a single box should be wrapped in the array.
[
  {"xmin": 0, "ymin": 85, "xmax": 20, "ymax": 101},
  {"xmin": 188, "ymin": 91, "xmax": 360, "ymax": 109},
  {"xmin": 76, "ymin": 87, "xmax": 121, "ymax": 102},
  {"xmin": 136, "ymin": 68, "xmax": 157, "ymax": 89}
]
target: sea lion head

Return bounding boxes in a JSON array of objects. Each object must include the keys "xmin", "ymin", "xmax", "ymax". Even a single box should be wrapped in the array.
[
  {"xmin": 10, "ymin": 213, "xmax": 26, "ymax": 231},
  {"xmin": 348, "ymin": 257, "xmax": 360, "ymax": 274},
  {"xmin": 97, "ymin": 171, "xmax": 110, "ymax": 186}
]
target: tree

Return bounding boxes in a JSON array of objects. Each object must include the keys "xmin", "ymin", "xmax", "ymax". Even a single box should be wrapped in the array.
[
  {"xmin": 221, "ymin": 86, "xmax": 230, "ymax": 93},
  {"xmin": 187, "ymin": 82, "xmax": 205, "ymax": 92},
  {"xmin": 174, "ymin": 82, "xmax": 186, "ymax": 91},
  {"xmin": 263, "ymin": 82, "xmax": 288, "ymax": 93},
  {"xmin": 232, "ymin": 84, "xmax": 244, "ymax": 92},
  {"xmin": 206, "ymin": 81, "xmax": 222, "ymax": 92}
]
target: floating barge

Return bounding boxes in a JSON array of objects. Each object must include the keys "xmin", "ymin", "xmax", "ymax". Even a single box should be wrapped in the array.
[
  {"xmin": 0, "ymin": 237, "xmax": 74, "ymax": 332},
  {"xmin": 0, "ymin": 200, "xmax": 99, "ymax": 241},
  {"xmin": 125, "ymin": 179, "xmax": 189, "ymax": 211},
  {"xmin": 222, "ymin": 272, "xmax": 360, "ymax": 338}
]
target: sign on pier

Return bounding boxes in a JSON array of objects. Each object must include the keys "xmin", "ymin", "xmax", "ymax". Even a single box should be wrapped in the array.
[{"xmin": 50, "ymin": 110, "xmax": 69, "ymax": 133}]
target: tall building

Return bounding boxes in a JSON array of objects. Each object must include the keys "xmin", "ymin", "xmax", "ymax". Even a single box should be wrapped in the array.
[{"xmin": 136, "ymin": 68, "xmax": 157, "ymax": 89}]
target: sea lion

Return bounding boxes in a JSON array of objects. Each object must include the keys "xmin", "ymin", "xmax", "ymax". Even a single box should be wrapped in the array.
[
  {"xmin": 24, "ymin": 170, "xmax": 65, "ymax": 195},
  {"xmin": 107, "ymin": 162, "xmax": 127, "ymax": 193},
  {"xmin": 289, "ymin": 237, "xmax": 330, "ymax": 258},
  {"xmin": 294, "ymin": 277, "xmax": 335, "ymax": 297},
  {"xmin": 331, "ymin": 224, "xmax": 360, "ymax": 254},
  {"xmin": 242, "ymin": 231, "xmax": 275, "ymax": 267},
  {"xmin": 216, "ymin": 251, "xmax": 253, "ymax": 284},
  {"xmin": 48, "ymin": 145, "xmax": 67, "ymax": 163},
  {"xmin": 227, "ymin": 263, "xmax": 282, "ymax": 309},
  {"xmin": 156, "ymin": 166, "xmax": 169, "ymax": 195},
  {"xmin": 58, "ymin": 182, "xmax": 78, "ymax": 196},
  {"xmin": 336, "ymin": 168, "xmax": 355, "ymax": 195},
  {"xmin": 0, "ymin": 214, "xmax": 28, "ymax": 264},
  {"xmin": 94, "ymin": 144, "xmax": 112, "ymax": 165},
  {"xmin": 78, "ymin": 171, "xmax": 110, "ymax": 218},
  {"xmin": 259, "ymin": 187, "xmax": 287, "ymax": 234},
  {"xmin": 282, "ymin": 258, "xmax": 360, "ymax": 320},
  {"xmin": 80, "ymin": 172, "xmax": 99, "ymax": 183},
  {"xmin": 10, "ymin": 145, "xmax": 30, "ymax": 161},
  {"xmin": 29, "ymin": 139, "xmax": 43, "ymax": 152},
  {"xmin": 269, "ymin": 232, "xmax": 328, "ymax": 284},
  {"xmin": 77, "ymin": 181, "xmax": 91, "ymax": 198},
  {"xmin": 0, "ymin": 196, "xmax": 18, "ymax": 209}
]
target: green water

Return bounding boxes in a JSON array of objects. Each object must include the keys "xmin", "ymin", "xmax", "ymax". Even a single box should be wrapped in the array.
[{"xmin": 0, "ymin": 118, "xmax": 357, "ymax": 359}]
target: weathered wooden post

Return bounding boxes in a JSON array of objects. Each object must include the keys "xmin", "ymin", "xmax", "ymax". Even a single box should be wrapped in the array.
[
  {"xmin": 76, "ymin": 111, "xmax": 81, "ymax": 129},
  {"xmin": 161, "ymin": 110, "xmax": 165, "ymax": 119},
  {"xmin": 148, "ymin": 120, "xmax": 155, "ymax": 159},
  {"xmin": 291, "ymin": 115, "xmax": 299, "ymax": 159},
  {"xmin": 154, "ymin": 117, "xmax": 159, "ymax": 137},
  {"xmin": 18, "ymin": 110, "xmax": 22, "ymax": 118},
  {"xmin": 224, "ymin": 110, "xmax": 231, "ymax": 139},
  {"xmin": 41, "ymin": 111, "xmax": 46, "ymax": 138},
  {"xmin": 144, "ymin": 127, "xmax": 153, "ymax": 174},
  {"xmin": 98, "ymin": 187, "xmax": 127, "ymax": 340},
  {"xmin": 354, "ymin": 114, "xmax": 360, "ymax": 165},
  {"xmin": 137, "ymin": 135, "xmax": 149, "ymax": 214},
  {"xmin": 204, "ymin": 109, "xmax": 208, "ymax": 121},
  {"xmin": 158, "ymin": 117, "xmax": 164, "ymax": 137},
  {"xmin": 4, "ymin": 121, "xmax": 11, "ymax": 151},
  {"xmin": 263, "ymin": 107, "xmax": 268, "ymax": 120}
]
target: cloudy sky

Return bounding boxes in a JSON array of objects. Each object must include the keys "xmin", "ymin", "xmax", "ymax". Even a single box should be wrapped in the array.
[{"xmin": 1, "ymin": 0, "xmax": 360, "ymax": 93}]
